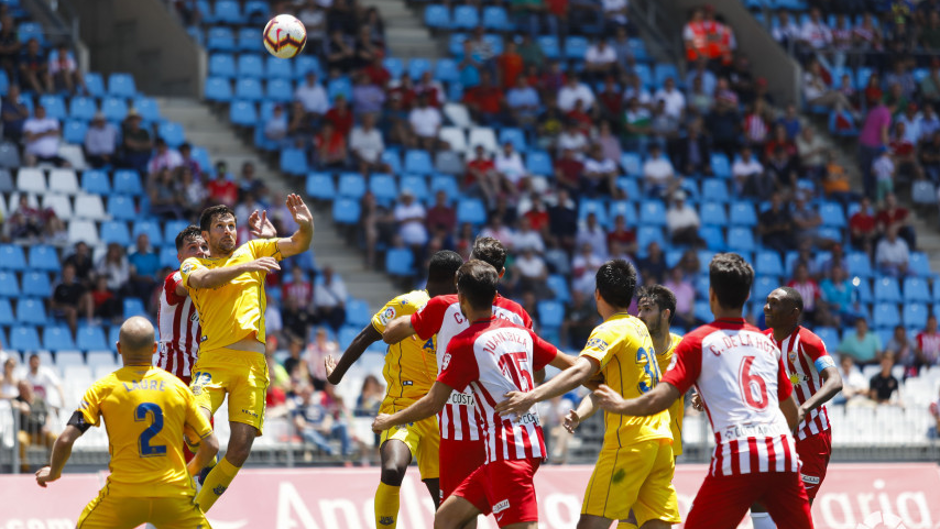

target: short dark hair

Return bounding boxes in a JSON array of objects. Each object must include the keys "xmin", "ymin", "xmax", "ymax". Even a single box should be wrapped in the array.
[
  {"xmin": 470, "ymin": 237, "xmax": 507, "ymax": 272},
  {"xmin": 199, "ymin": 205, "xmax": 236, "ymax": 232},
  {"xmin": 637, "ymin": 285, "xmax": 677, "ymax": 324},
  {"xmin": 777, "ymin": 286, "xmax": 804, "ymax": 313},
  {"xmin": 427, "ymin": 250, "xmax": 463, "ymax": 283},
  {"xmin": 456, "ymin": 260, "xmax": 499, "ymax": 311},
  {"xmin": 175, "ymin": 225, "xmax": 203, "ymax": 252},
  {"xmin": 709, "ymin": 253, "xmax": 754, "ymax": 310},
  {"xmin": 595, "ymin": 260, "xmax": 637, "ymax": 309}
]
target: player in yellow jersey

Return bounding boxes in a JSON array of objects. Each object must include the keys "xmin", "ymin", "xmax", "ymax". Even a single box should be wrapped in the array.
[
  {"xmin": 180, "ymin": 195, "xmax": 313, "ymax": 513},
  {"xmin": 324, "ymin": 250, "xmax": 463, "ymax": 529},
  {"xmin": 564, "ymin": 284, "xmax": 685, "ymax": 529},
  {"xmin": 35, "ymin": 317, "xmax": 219, "ymax": 528},
  {"xmin": 495, "ymin": 261, "xmax": 681, "ymax": 529}
]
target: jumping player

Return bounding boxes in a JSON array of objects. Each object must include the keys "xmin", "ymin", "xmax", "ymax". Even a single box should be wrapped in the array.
[
  {"xmin": 372, "ymin": 261, "xmax": 575, "ymax": 529},
  {"xmin": 592, "ymin": 253, "xmax": 813, "ymax": 529},
  {"xmin": 35, "ymin": 317, "xmax": 219, "ymax": 528},
  {"xmin": 495, "ymin": 260, "xmax": 681, "ymax": 529},
  {"xmin": 324, "ymin": 250, "xmax": 464, "ymax": 529},
  {"xmin": 181, "ymin": 195, "xmax": 313, "ymax": 513},
  {"xmin": 381, "ymin": 237, "xmax": 534, "ymax": 510},
  {"xmin": 750, "ymin": 286, "xmax": 842, "ymax": 529}
]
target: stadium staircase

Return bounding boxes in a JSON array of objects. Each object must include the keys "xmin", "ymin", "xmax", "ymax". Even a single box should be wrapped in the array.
[{"xmin": 371, "ymin": 0, "xmax": 442, "ymax": 59}]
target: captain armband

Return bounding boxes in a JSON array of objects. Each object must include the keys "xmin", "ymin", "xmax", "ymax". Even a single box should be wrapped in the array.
[
  {"xmin": 67, "ymin": 411, "xmax": 93, "ymax": 433},
  {"xmin": 814, "ymin": 356, "xmax": 836, "ymax": 373}
]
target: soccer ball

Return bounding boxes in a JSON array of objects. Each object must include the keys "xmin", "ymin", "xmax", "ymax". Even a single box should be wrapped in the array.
[{"xmin": 263, "ymin": 14, "xmax": 307, "ymax": 59}]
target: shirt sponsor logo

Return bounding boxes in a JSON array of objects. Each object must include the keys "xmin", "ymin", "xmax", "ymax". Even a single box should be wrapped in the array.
[
  {"xmin": 492, "ymin": 499, "xmax": 510, "ymax": 514},
  {"xmin": 586, "ymin": 337, "xmax": 609, "ymax": 352}
]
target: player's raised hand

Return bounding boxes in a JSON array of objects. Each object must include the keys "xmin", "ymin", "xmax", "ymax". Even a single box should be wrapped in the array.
[
  {"xmin": 248, "ymin": 210, "xmax": 278, "ymax": 239},
  {"xmin": 35, "ymin": 466, "xmax": 58, "ymax": 488},
  {"xmin": 243, "ymin": 256, "xmax": 281, "ymax": 274},
  {"xmin": 494, "ymin": 391, "xmax": 534, "ymax": 418},
  {"xmin": 593, "ymin": 384, "xmax": 626, "ymax": 413},
  {"xmin": 372, "ymin": 413, "xmax": 393, "ymax": 433},
  {"xmin": 285, "ymin": 194, "xmax": 313, "ymax": 227},
  {"xmin": 563, "ymin": 409, "xmax": 581, "ymax": 434},
  {"xmin": 690, "ymin": 392, "xmax": 704, "ymax": 411}
]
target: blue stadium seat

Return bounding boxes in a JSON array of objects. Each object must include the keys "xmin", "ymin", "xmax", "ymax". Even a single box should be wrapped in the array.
[
  {"xmin": 229, "ymin": 100, "xmax": 258, "ymax": 126},
  {"xmin": 564, "ymin": 36, "xmax": 589, "ymax": 60},
  {"xmin": 244, "ymin": 0, "xmax": 270, "ymax": 20},
  {"xmin": 338, "ymin": 173, "xmax": 367, "ymax": 199},
  {"xmin": 204, "ymin": 77, "xmax": 233, "ymax": 102},
  {"xmin": 448, "ymin": 33, "xmax": 468, "ymax": 55},
  {"xmin": 908, "ymin": 252, "xmax": 933, "ymax": 277},
  {"xmin": 107, "ymin": 195, "xmax": 137, "ymax": 221},
  {"xmin": 28, "ymin": 245, "xmax": 60, "ymax": 273},
  {"xmin": 819, "ymin": 202, "xmax": 846, "ymax": 227},
  {"xmin": 729, "ymin": 201, "xmax": 758, "ymax": 226},
  {"xmin": 699, "ymin": 202, "xmax": 727, "ymax": 226},
  {"xmin": 294, "ymin": 55, "xmax": 322, "ymax": 78},
  {"xmin": 482, "ymin": 6, "xmax": 511, "ymax": 30},
  {"xmin": 537, "ymin": 300, "xmax": 564, "ymax": 328},
  {"xmin": 525, "ymin": 151, "xmax": 553, "ymax": 175},
  {"xmin": 578, "ymin": 199, "xmax": 609, "ymax": 227},
  {"xmin": 499, "ymin": 128, "xmax": 527, "ymax": 152},
  {"xmin": 209, "ymin": 53, "xmax": 237, "ymax": 78},
  {"xmin": 132, "ymin": 221, "xmax": 163, "ymax": 246},
  {"xmin": 453, "ymin": 5, "xmax": 480, "ymax": 28},
  {"xmin": 536, "ymin": 36, "xmax": 561, "ymax": 59},
  {"xmin": 615, "ymin": 178, "xmax": 640, "ymax": 199},
  {"xmin": 637, "ymin": 201, "xmax": 667, "ymax": 226},
  {"xmin": 266, "ymin": 56, "xmax": 293, "ymax": 79},
  {"xmin": 123, "ymin": 298, "xmax": 146, "ymax": 319},
  {"xmin": 100, "ymin": 220, "xmax": 131, "ymax": 246},
  {"xmin": 306, "ymin": 172, "xmax": 336, "ymax": 200},
  {"xmin": 107, "ymin": 73, "xmax": 136, "ymax": 97},
  {"xmin": 634, "ymin": 63, "xmax": 653, "ymax": 87},
  {"xmin": 0, "ymin": 271, "xmax": 19, "ymax": 297},
  {"xmin": 101, "ymin": 96, "xmax": 128, "ymax": 122},
  {"xmin": 63, "ymin": 120, "xmax": 88, "ymax": 145},
  {"xmin": 903, "ymin": 303, "xmax": 928, "ymax": 329},
  {"xmin": 408, "ymin": 58, "xmax": 433, "ymax": 81},
  {"xmin": 754, "ymin": 251, "xmax": 784, "ymax": 277},
  {"xmin": 234, "ymin": 78, "xmax": 264, "ymax": 101},
  {"xmin": 752, "ymin": 276, "xmax": 779, "ymax": 302},
  {"xmin": 81, "ymin": 170, "xmax": 111, "ymax": 195},
  {"xmin": 18, "ymin": 22, "xmax": 44, "ymax": 45},
  {"xmin": 332, "ymin": 197, "xmax": 361, "ymax": 224},
  {"xmin": 701, "ymin": 179, "xmax": 729, "ymax": 202},
  {"xmin": 400, "ymin": 175, "xmax": 430, "ymax": 202},
  {"xmin": 620, "ymin": 153, "xmax": 642, "ymax": 176},
  {"xmin": 84, "ymin": 73, "xmax": 106, "ymax": 98},
  {"xmin": 158, "ymin": 122, "xmax": 185, "ymax": 147},
  {"xmin": 694, "ymin": 301, "xmax": 713, "ymax": 323},
  {"xmin": 16, "ymin": 298, "xmax": 47, "ymax": 325},
  {"xmin": 386, "ymin": 248, "xmax": 415, "ymax": 276},
  {"xmin": 76, "ymin": 326, "xmax": 108, "ymax": 352},
  {"xmin": 162, "ymin": 220, "xmax": 190, "ymax": 243},
  {"xmin": 191, "ymin": 147, "xmax": 212, "ymax": 173},
  {"xmin": 425, "ymin": 4, "xmax": 452, "ymax": 28},
  {"xmin": 383, "ymin": 57, "xmax": 404, "ymax": 79},
  {"xmin": 654, "ymin": 63, "xmax": 679, "ymax": 86},
  {"xmin": 345, "ymin": 299, "xmax": 372, "ymax": 328},
  {"xmin": 68, "ymin": 96, "xmax": 97, "ymax": 121},
  {"xmin": 0, "ymin": 244, "xmax": 26, "ymax": 270},
  {"xmin": 279, "ymin": 148, "xmax": 308, "ymax": 176},
  {"xmin": 10, "ymin": 326, "xmax": 41, "ymax": 351},
  {"xmin": 405, "ymin": 150, "xmax": 433, "ymax": 175},
  {"xmin": 846, "ymin": 252, "xmax": 873, "ymax": 278},
  {"xmin": 546, "ymin": 275, "xmax": 570, "ymax": 303},
  {"xmin": 628, "ymin": 38, "xmax": 649, "ymax": 61},
  {"xmin": 265, "ymin": 78, "xmax": 293, "ymax": 102},
  {"xmin": 637, "ymin": 226, "xmax": 665, "ymax": 251},
  {"xmin": 38, "ymin": 94, "xmax": 66, "ymax": 121},
  {"xmin": 727, "ymin": 227, "xmax": 756, "ymax": 252},
  {"xmin": 238, "ymin": 27, "xmax": 264, "ymax": 53},
  {"xmin": 237, "ymin": 54, "xmax": 265, "ymax": 78},
  {"xmin": 456, "ymin": 198, "xmax": 487, "ymax": 225},
  {"xmin": 609, "ymin": 201, "xmax": 638, "ymax": 226},
  {"xmin": 0, "ymin": 298, "xmax": 12, "ymax": 326},
  {"xmin": 430, "ymin": 175, "xmax": 460, "ymax": 199},
  {"xmin": 369, "ymin": 174, "xmax": 399, "ymax": 203},
  {"xmin": 43, "ymin": 325, "xmax": 75, "ymax": 352},
  {"xmin": 214, "ymin": 0, "xmax": 246, "ymax": 24},
  {"xmin": 159, "ymin": 246, "xmax": 178, "ymax": 268},
  {"xmin": 900, "ymin": 278, "xmax": 931, "ymax": 304},
  {"xmin": 710, "ymin": 153, "xmax": 731, "ymax": 178},
  {"xmin": 698, "ymin": 226, "xmax": 725, "ymax": 251},
  {"xmin": 872, "ymin": 303, "xmax": 901, "ymax": 329},
  {"xmin": 22, "ymin": 271, "xmax": 50, "ymax": 297},
  {"xmin": 433, "ymin": 58, "xmax": 459, "ymax": 83},
  {"xmin": 327, "ymin": 77, "xmax": 352, "ymax": 102},
  {"xmin": 814, "ymin": 327, "xmax": 840, "ymax": 352},
  {"xmin": 874, "ymin": 277, "xmax": 902, "ymax": 303}
]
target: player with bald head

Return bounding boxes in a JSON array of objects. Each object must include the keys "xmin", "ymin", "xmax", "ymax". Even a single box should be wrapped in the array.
[{"xmin": 36, "ymin": 317, "xmax": 218, "ymax": 529}]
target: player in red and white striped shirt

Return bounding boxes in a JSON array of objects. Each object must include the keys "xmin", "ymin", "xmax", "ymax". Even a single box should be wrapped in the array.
[
  {"xmin": 593, "ymin": 254, "xmax": 813, "ymax": 529},
  {"xmin": 373, "ymin": 261, "xmax": 574, "ymax": 528},
  {"xmin": 750, "ymin": 286, "xmax": 843, "ymax": 529},
  {"xmin": 382, "ymin": 237, "xmax": 534, "ymax": 506}
]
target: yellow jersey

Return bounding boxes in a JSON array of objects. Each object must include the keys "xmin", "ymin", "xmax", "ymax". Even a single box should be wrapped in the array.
[
  {"xmin": 580, "ymin": 313, "xmax": 672, "ymax": 448},
  {"xmin": 77, "ymin": 366, "xmax": 212, "ymax": 497},
  {"xmin": 656, "ymin": 332, "xmax": 685, "ymax": 456},
  {"xmin": 180, "ymin": 239, "xmax": 282, "ymax": 353},
  {"xmin": 371, "ymin": 290, "xmax": 437, "ymax": 403}
]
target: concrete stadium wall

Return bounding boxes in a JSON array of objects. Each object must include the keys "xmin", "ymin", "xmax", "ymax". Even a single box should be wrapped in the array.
[{"xmin": 73, "ymin": 0, "xmax": 205, "ymax": 97}]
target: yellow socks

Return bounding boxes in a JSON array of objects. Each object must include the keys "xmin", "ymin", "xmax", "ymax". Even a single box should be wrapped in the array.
[
  {"xmin": 374, "ymin": 482, "xmax": 401, "ymax": 528},
  {"xmin": 195, "ymin": 456, "xmax": 240, "ymax": 513}
]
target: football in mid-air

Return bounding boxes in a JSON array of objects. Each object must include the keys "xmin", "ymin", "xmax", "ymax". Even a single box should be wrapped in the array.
[{"xmin": 263, "ymin": 14, "xmax": 307, "ymax": 59}]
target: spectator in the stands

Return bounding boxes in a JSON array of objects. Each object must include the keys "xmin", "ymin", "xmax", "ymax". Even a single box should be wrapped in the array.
[
  {"xmin": 584, "ymin": 37, "xmax": 618, "ymax": 82},
  {"xmin": 96, "ymin": 242, "xmax": 130, "ymax": 293},
  {"xmin": 303, "ymin": 328, "xmax": 336, "ymax": 391},
  {"xmin": 63, "ymin": 241, "xmax": 93, "ymax": 284},
  {"xmin": 839, "ymin": 317, "xmax": 883, "ymax": 366},
  {"xmin": 23, "ymin": 105, "xmax": 67, "ymax": 167},
  {"xmin": 351, "ymin": 72, "xmax": 385, "ymax": 116},
  {"xmin": 495, "ymin": 141, "xmax": 528, "ymax": 193},
  {"xmin": 581, "ymin": 143, "xmax": 617, "ymax": 197},
  {"xmin": 48, "ymin": 43, "xmax": 84, "ymax": 95},
  {"xmin": 147, "ymin": 168, "xmax": 184, "ymax": 220},
  {"xmin": 548, "ymin": 189, "xmax": 577, "ymax": 251},
  {"xmin": 83, "ymin": 112, "xmax": 118, "ymax": 168},
  {"xmin": 654, "ymin": 77, "xmax": 685, "ymax": 121},
  {"xmin": 869, "ymin": 354, "xmax": 901, "ymax": 406},
  {"xmin": 831, "ymin": 354, "xmax": 867, "ymax": 407},
  {"xmin": 622, "ymin": 96, "xmax": 651, "ymax": 153},
  {"xmin": 649, "ymin": 99, "xmax": 680, "ymax": 145},
  {"xmin": 791, "ymin": 192, "xmax": 826, "ymax": 247},
  {"xmin": 147, "ymin": 138, "xmax": 182, "ymax": 175},
  {"xmin": 571, "ymin": 241, "xmax": 604, "ymax": 295},
  {"xmin": 1, "ymin": 84, "xmax": 28, "ymax": 143},
  {"xmin": 686, "ymin": 76, "xmax": 713, "ymax": 117},
  {"xmin": 558, "ymin": 119, "xmax": 589, "ymax": 158},
  {"xmin": 916, "ymin": 315, "xmax": 940, "ymax": 369},
  {"xmin": 742, "ymin": 100, "xmax": 771, "ymax": 150},
  {"xmin": 394, "ymin": 189, "xmax": 428, "ymax": 250},
  {"xmin": 732, "ymin": 145, "xmax": 765, "ymax": 196},
  {"xmin": 757, "ymin": 192, "xmax": 794, "ymax": 254},
  {"xmin": 409, "ymin": 93, "xmax": 443, "ymax": 150},
  {"xmin": 663, "ymin": 266, "xmax": 696, "ymax": 328},
  {"xmin": 51, "ymin": 263, "xmax": 93, "ymax": 339},
  {"xmin": 787, "ymin": 263, "xmax": 822, "ymax": 325},
  {"xmin": 463, "ymin": 71, "xmax": 504, "ymax": 127},
  {"xmin": 0, "ymin": 356, "xmax": 19, "ymax": 400},
  {"xmin": 127, "ymin": 233, "xmax": 159, "ymax": 300},
  {"xmin": 595, "ymin": 120, "xmax": 622, "ymax": 167},
  {"xmin": 885, "ymin": 325, "xmax": 918, "ymax": 374},
  {"xmin": 480, "ymin": 215, "xmax": 515, "ymax": 251},
  {"xmin": 803, "ymin": 59, "xmax": 852, "ymax": 111},
  {"xmin": 876, "ymin": 225, "xmax": 911, "ymax": 277},
  {"xmin": 465, "ymin": 144, "xmax": 500, "ymax": 204},
  {"xmin": 872, "ymin": 146, "xmax": 895, "ymax": 202},
  {"xmin": 890, "ymin": 122, "xmax": 924, "ymax": 187},
  {"xmin": 264, "ymin": 104, "xmax": 289, "ymax": 146},
  {"xmin": 877, "ymin": 192, "xmax": 916, "ymax": 250},
  {"xmin": 562, "ymin": 289, "xmax": 598, "ymax": 350},
  {"xmin": 765, "ymin": 145, "xmax": 799, "ymax": 196},
  {"xmin": 426, "ymin": 190, "xmax": 456, "ymax": 236},
  {"xmin": 8, "ymin": 194, "xmax": 64, "ymax": 241},
  {"xmin": 23, "ymin": 354, "xmax": 63, "ymax": 412},
  {"xmin": 349, "ymin": 113, "xmax": 388, "ymax": 174},
  {"xmin": 0, "ymin": 15, "xmax": 20, "ymax": 83},
  {"xmin": 849, "ymin": 196, "xmax": 877, "ymax": 252},
  {"xmin": 796, "ymin": 126, "xmax": 827, "ymax": 180},
  {"xmin": 557, "ymin": 74, "xmax": 595, "ymax": 113},
  {"xmin": 798, "ymin": 7, "xmax": 832, "ymax": 54},
  {"xmin": 513, "ymin": 245, "xmax": 550, "ymax": 298},
  {"xmin": 313, "ymin": 121, "xmax": 348, "ymax": 169},
  {"xmin": 496, "ymin": 39, "xmax": 524, "ymax": 90},
  {"xmin": 313, "ymin": 266, "xmax": 347, "ymax": 332},
  {"xmin": 859, "ymin": 99, "xmax": 895, "ymax": 199},
  {"xmin": 819, "ymin": 265, "xmax": 860, "ymax": 327},
  {"xmin": 607, "ymin": 214, "xmax": 636, "ymax": 256},
  {"xmin": 670, "ymin": 119, "xmax": 711, "ymax": 176},
  {"xmin": 506, "ymin": 76, "xmax": 541, "ymax": 128},
  {"xmin": 666, "ymin": 190, "xmax": 702, "ymax": 247},
  {"xmin": 706, "ymin": 88, "xmax": 741, "ymax": 158},
  {"xmin": 636, "ymin": 241, "xmax": 666, "ymax": 284},
  {"xmin": 121, "ymin": 109, "xmax": 152, "ymax": 174},
  {"xmin": 575, "ymin": 212, "xmax": 607, "ymax": 259},
  {"xmin": 930, "ymin": 388, "xmax": 940, "ymax": 439},
  {"xmin": 18, "ymin": 38, "xmax": 47, "ymax": 94},
  {"xmin": 553, "ymin": 146, "xmax": 583, "ymax": 197},
  {"xmin": 283, "ymin": 265, "xmax": 314, "ymax": 310},
  {"xmin": 13, "ymin": 380, "xmax": 57, "ymax": 473},
  {"xmin": 324, "ymin": 95, "xmax": 354, "ymax": 138},
  {"xmin": 207, "ymin": 164, "xmax": 237, "ymax": 208},
  {"xmin": 642, "ymin": 143, "xmax": 676, "ymax": 199},
  {"xmin": 325, "ymin": 29, "xmax": 355, "ymax": 73}
]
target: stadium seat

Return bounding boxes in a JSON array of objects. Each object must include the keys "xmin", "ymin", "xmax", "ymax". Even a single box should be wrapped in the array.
[
  {"xmin": 237, "ymin": 27, "xmax": 264, "ymax": 53},
  {"xmin": 546, "ymin": 274, "xmax": 570, "ymax": 303},
  {"xmin": 107, "ymin": 73, "xmax": 136, "ymax": 97},
  {"xmin": 874, "ymin": 277, "xmax": 902, "ymax": 303},
  {"xmin": 536, "ymin": 36, "xmax": 560, "ymax": 59},
  {"xmin": 0, "ymin": 244, "xmax": 26, "ymax": 270},
  {"xmin": 438, "ymin": 127, "xmax": 468, "ymax": 154},
  {"xmin": 10, "ymin": 326, "xmax": 41, "ymax": 351},
  {"xmin": 42, "ymin": 194, "xmax": 72, "ymax": 220},
  {"xmin": 327, "ymin": 77, "xmax": 352, "ymax": 102},
  {"xmin": 903, "ymin": 303, "xmax": 928, "ymax": 329},
  {"xmin": 537, "ymin": 300, "xmax": 564, "ymax": 328},
  {"xmin": 22, "ymin": 271, "xmax": 50, "ymax": 298},
  {"xmin": 279, "ymin": 148, "xmax": 309, "ymax": 176},
  {"xmin": 159, "ymin": 246, "xmax": 179, "ymax": 268},
  {"xmin": 435, "ymin": 151, "xmax": 464, "ymax": 175},
  {"xmin": 74, "ymin": 194, "xmax": 107, "ymax": 220},
  {"xmin": 637, "ymin": 201, "xmax": 667, "ymax": 226},
  {"xmin": 482, "ymin": 6, "xmax": 511, "ymax": 31},
  {"xmin": 453, "ymin": 5, "xmax": 480, "ymax": 28},
  {"xmin": 872, "ymin": 303, "xmax": 901, "ymax": 329},
  {"xmin": 0, "ymin": 271, "xmax": 18, "ymax": 297},
  {"xmin": 265, "ymin": 78, "xmax": 293, "ymax": 102},
  {"xmin": 578, "ymin": 199, "xmax": 609, "ymax": 227},
  {"xmin": 345, "ymin": 299, "xmax": 372, "ymax": 328},
  {"xmin": 100, "ymin": 220, "xmax": 132, "ymax": 246},
  {"xmin": 430, "ymin": 175, "xmax": 460, "ymax": 199},
  {"xmin": 28, "ymin": 245, "xmax": 61, "ymax": 273},
  {"xmin": 408, "ymin": 58, "xmax": 433, "ymax": 80},
  {"xmin": 83, "ymin": 72, "xmax": 105, "ymax": 98},
  {"xmin": 76, "ymin": 326, "xmax": 109, "ymax": 352},
  {"xmin": 63, "ymin": 120, "xmax": 88, "ymax": 145},
  {"xmin": 306, "ymin": 172, "xmax": 336, "ymax": 201},
  {"xmin": 381, "ymin": 151, "xmax": 403, "ymax": 174},
  {"xmin": 525, "ymin": 151, "xmax": 553, "ymax": 176},
  {"xmin": 620, "ymin": 153, "xmax": 642, "ymax": 176},
  {"xmin": 0, "ymin": 142, "xmax": 20, "ymax": 169},
  {"xmin": 81, "ymin": 170, "xmax": 111, "ymax": 195},
  {"xmin": 158, "ymin": 122, "xmax": 186, "ymax": 148},
  {"xmin": 815, "ymin": 327, "xmax": 840, "ymax": 352},
  {"xmin": 654, "ymin": 63, "xmax": 679, "ymax": 86},
  {"xmin": 369, "ymin": 174, "xmax": 398, "ymax": 203},
  {"xmin": 123, "ymin": 298, "xmax": 146, "ymax": 319},
  {"xmin": 386, "ymin": 248, "xmax": 415, "ymax": 276},
  {"xmin": 694, "ymin": 301, "xmax": 713, "ymax": 323},
  {"xmin": 499, "ymin": 128, "xmax": 527, "ymax": 152},
  {"xmin": 908, "ymin": 252, "xmax": 933, "ymax": 278},
  {"xmin": 400, "ymin": 175, "xmax": 430, "ymax": 202},
  {"xmin": 206, "ymin": 27, "xmax": 236, "ymax": 51},
  {"xmin": 204, "ymin": 77, "xmax": 233, "ymax": 102},
  {"xmin": 727, "ymin": 227, "xmax": 756, "ymax": 252},
  {"xmin": 729, "ymin": 201, "xmax": 758, "ymax": 226},
  {"xmin": 755, "ymin": 251, "xmax": 784, "ymax": 277},
  {"xmin": 752, "ymin": 276, "xmax": 779, "ymax": 302},
  {"xmin": 637, "ymin": 226, "xmax": 665, "ymax": 251},
  {"xmin": 17, "ymin": 167, "xmax": 46, "ymax": 194},
  {"xmin": 467, "ymin": 128, "xmax": 498, "ymax": 154},
  {"xmin": 846, "ymin": 252, "xmax": 873, "ymax": 278},
  {"xmin": 43, "ymin": 325, "xmax": 75, "ymax": 352},
  {"xmin": 214, "ymin": 0, "xmax": 245, "ymax": 24},
  {"xmin": 48, "ymin": 168, "xmax": 79, "ymax": 195},
  {"xmin": 131, "ymin": 221, "xmax": 162, "ymax": 246},
  {"xmin": 332, "ymin": 197, "xmax": 361, "ymax": 225},
  {"xmin": 16, "ymin": 298, "xmax": 47, "ymax": 325},
  {"xmin": 68, "ymin": 96, "xmax": 97, "ymax": 121},
  {"xmin": 819, "ymin": 202, "xmax": 846, "ymax": 227},
  {"xmin": 609, "ymin": 201, "xmax": 638, "ymax": 226},
  {"xmin": 0, "ymin": 298, "xmax": 12, "ymax": 326},
  {"xmin": 244, "ymin": 0, "xmax": 269, "ymax": 20},
  {"xmin": 107, "ymin": 195, "xmax": 137, "ymax": 221},
  {"xmin": 424, "ymin": 4, "xmax": 452, "ymax": 29},
  {"xmin": 265, "ymin": 56, "xmax": 293, "ymax": 79},
  {"xmin": 237, "ymin": 54, "xmax": 265, "ymax": 78},
  {"xmin": 701, "ymin": 179, "xmax": 730, "ymax": 202},
  {"xmin": 456, "ymin": 198, "xmax": 487, "ymax": 225},
  {"xmin": 564, "ymin": 36, "xmax": 589, "ymax": 60},
  {"xmin": 433, "ymin": 58, "xmax": 460, "ymax": 83},
  {"xmin": 710, "ymin": 153, "xmax": 731, "ymax": 178},
  {"xmin": 405, "ymin": 150, "xmax": 434, "ymax": 175},
  {"xmin": 699, "ymin": 202, "xmax": 727, "ymax": 226},
  {"xmin": 209, "ymin": 53, "xmax": 236, "ymax": 78},
  {"xmin": 67, "ymin": 220, "xmax": 100, "ymax": 245},
  {"xmin": 0, "ymin": 169, "xmax": 10, "ymax": 192},
  {"xmin": 38, "ymin": 95, "xmax": 66, "ymax": 121},
  {"xmin": 337, "ymin": 173, "xmax": 367, "ymax": 199},
  {"xmin": 229, "ymin": 100, "xmax": 258, "ymax": 126}
]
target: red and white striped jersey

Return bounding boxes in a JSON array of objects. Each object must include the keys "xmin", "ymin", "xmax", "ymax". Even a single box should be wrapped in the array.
[
  {"xmin": 916, "ymin": 331, "xmax": 940, "ymax": 365},
  {"xmin": 156, "ymin": 271, "xmax": 201, "ymax": 382},
  {"xmin": 662, "ymin": 318, "xmax": 798, "ymax": 477},
  {"xmin": 438, "ymin": 317, "xmax": 557, "ymax": 463},
  {"xmin": 411, "ymin": 294, "xmax": 532, "ymax": 441},
  {"xmin": 765, "ymin": 326, "xmax": 833, "ymax": 440}
]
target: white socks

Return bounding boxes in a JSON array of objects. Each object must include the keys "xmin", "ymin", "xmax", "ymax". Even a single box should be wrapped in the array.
[{"xmin": 751, "ymin": 512, "xmax": 777, "ymax": 529}]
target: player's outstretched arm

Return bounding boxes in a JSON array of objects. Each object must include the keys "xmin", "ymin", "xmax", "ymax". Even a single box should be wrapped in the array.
[
  {"xmin": 594, "ymin": 382, "xmax": 679, "ymax": 417},
  {"xmin": 565, "ymin": 393, "xmax": 600, "ymax": 434},
  {"xmin": 495, "ymin": 356, "xmax": 599, "ymax": 417},
  {"xmin": 186, "ymin": 258, "xmax": 281, "ymax": 289},
  {"xmin": 372, "ymin": 381, "xmax": 453, "ymax": 433},
  {"xmin": 275, "ymin": 194, "xmax": 314, "ymax": 258},
  {"xmin": 187, "ymin": 432, "xmax": 220, "ymax": 478},
  {"xmin": 35, "ymin": 424, "xmax": 83, "ymax": 487},
  {"xmin": 382, "ymin": 315, "xmax": 415, "ymax": 344},
  {"xmin": 327, "ymin": 325, "xmax": 383, "ymax": 385}
]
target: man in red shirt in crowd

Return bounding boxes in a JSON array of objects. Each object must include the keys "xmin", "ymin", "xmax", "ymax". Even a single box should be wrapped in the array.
[
  {"xmin": 465, "ymin": 144, "xmax": 499, "ymax": 203},
  {"xmin": 876, "ymin": 192, "xmax": 916, "ymax": 250},
  {"xmin": 463, "ymin": 71, "xmax": 504, "ymax": 125},
  {"xmin": 207, "ymin": 168, "xmax": 238, "ymax": 208},
  {"xmin": 849, "ymin": 196, "xmax": 877, "ymax": 251},
  {"xmin": 325, "ymin": 95, "xmax": 354, "ymax": 137}
]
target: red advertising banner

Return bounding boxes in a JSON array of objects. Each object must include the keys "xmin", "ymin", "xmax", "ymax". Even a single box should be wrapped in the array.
[{"xmin": 3, "ymin": 464, "xmax": 939, "ymax": 528}]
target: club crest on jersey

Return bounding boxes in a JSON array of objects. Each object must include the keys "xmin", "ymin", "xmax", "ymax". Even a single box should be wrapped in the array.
[
  {"xmin": 788, "ymin": 350, "xmax": 798, "ymax": 364},
  {"xmin": 380, "ymin": 307, "xmax": 396, "ymax": 325},
  {"xmin": 442, "ymin": 352, "xmax": 452, "ymax": 370}
]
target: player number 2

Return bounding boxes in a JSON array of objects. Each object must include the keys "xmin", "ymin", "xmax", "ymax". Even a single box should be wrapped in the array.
[
  {"xmin": 739, "ymin": 356, "xmax": 769, "ymax": 410},
  {"xmin": 135, "ymin": 402, "xmax": 168, "ymax": 457},
  {"xmin": 636, "ymin": 347, "xmax": 660, "ymax": 393}
]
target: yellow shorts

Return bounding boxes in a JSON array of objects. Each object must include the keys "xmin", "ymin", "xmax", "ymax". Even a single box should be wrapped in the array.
[
  {"xmin": 582, "ymin": 438, "xmax": 681, "ymax": 525},
  {"xmin": 668, "ymin": 396, "xmax": 684, "ymax": 457},
  {"xmin": 190, "ymin": 348, "xmax": 269, "ymax": 435},
  {"xmin": 77, "ymin": 489, "xmax": 210, "ymax": 529},
  {"xmin": 379, "ymin": 399, "xmax": 440, "ymax": 480}
]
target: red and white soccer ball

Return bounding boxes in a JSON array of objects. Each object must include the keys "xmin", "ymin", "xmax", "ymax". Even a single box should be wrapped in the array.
[{"xmin": 263, "ymin": 14, "xmax": 307, "ymax": 59}]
